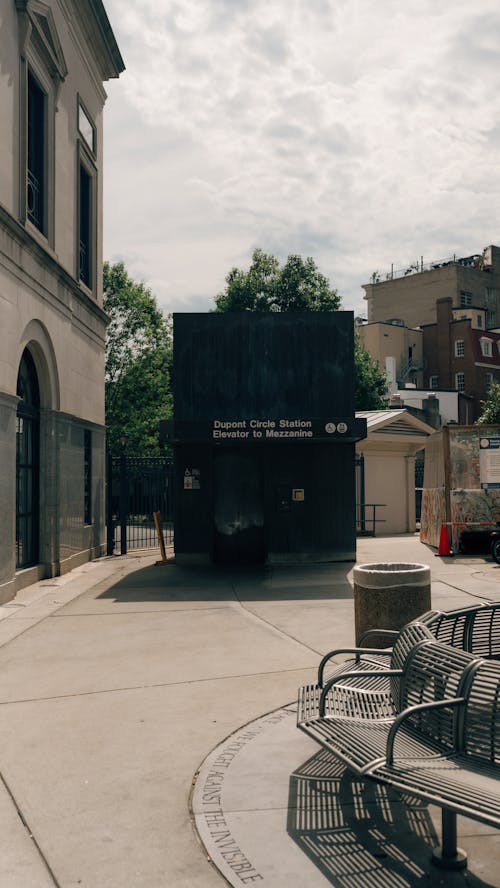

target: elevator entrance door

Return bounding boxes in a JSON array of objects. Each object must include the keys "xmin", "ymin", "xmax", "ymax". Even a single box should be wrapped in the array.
[{"xmin": 213, "ymin": 449, "xmax": 265, "ymax": 563}]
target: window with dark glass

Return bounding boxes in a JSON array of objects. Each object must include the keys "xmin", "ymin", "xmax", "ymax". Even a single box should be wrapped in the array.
[
  {"xmin": 16, "ymin": 350, "xmax": 40, "ymax": 568},
  {"xmin": 79, "ymin": 164, "xmax": 92, "ymax": 286},
  {"xmin": 84, "ymin": 429, "xmax": 92, "ymax": 525},
  {"xmin": 27, "ymin": 71, "xmax": 46, "ymax": 232}
]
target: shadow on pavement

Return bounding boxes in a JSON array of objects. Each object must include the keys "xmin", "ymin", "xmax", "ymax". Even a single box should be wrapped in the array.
[
  {"xmin": 96, "ymin": 561, "xmax": 354, "ymax": 603},
  {"xmin": 287, "ymin": 749, "xmax": 494, "ymax": 887}
]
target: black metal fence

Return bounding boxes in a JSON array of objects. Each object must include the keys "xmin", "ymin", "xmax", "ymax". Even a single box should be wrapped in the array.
[{"xmin": 106, "ymin": 455, "xmax": 174, "ymax": 555}]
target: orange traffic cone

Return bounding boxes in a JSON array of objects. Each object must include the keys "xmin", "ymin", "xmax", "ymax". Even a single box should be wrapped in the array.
[{"xmin": 436, "ymin": 524, "xmax": 453, "ymax": 556}]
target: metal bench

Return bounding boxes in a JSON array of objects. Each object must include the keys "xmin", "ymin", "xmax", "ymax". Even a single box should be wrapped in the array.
[
  {"xmin": 297, "ymin": 601, "xmax": 500, "ymax": 727},
  {"xmin": 298, "ymin": 620, "xmax": 434, "ymax": 724},
  {"xmin": 298, "ymin": 637, "xmax": 500, "ymax": 870}
]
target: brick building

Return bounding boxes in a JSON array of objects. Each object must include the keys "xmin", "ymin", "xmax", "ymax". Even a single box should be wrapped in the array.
[{"xmin": 422, "ymin": 298, "xmax": 500, "ymax": 422}]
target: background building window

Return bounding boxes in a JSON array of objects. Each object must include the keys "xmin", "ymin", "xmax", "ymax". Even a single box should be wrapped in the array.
[
  {"xmin": 78, "ymin": 102, "xmax": 96, "ymax": 154},
  {"xmin": 27, "ymin": 71, "xmax": 46, "ymax": 232},
  {"xmin": 485, "ymin": 372, "xmax": 493, "ymax": 390},
  {"xmin": 84, "ymin": 430, "xmax": 92, "ymax": 525},
  {"xmin": 79, "ymin": 164, "xmax": 92, "ymax": 287},
  {"xmin": 455, "ymin": 339, "xmax": 465, "ymax": 357},
  {"xmin": 460, "ymin": 290, "xmax": 472, "ymax": 307},
  {"xmin": 481, "ymin": 339, "xmax": 493, "ymax": 357},
  {"xmin": 485, "ymin": 287, "xmax": 496, "ymax": 328},
  {"xmin": 477, "ymin": 314, "xmax": 483, "ymax": 328},
  {"xmin": 456, "ymin": 372, "xmax": 465, "ymax": 393},
  {"xmin": 429, "ymin": 375, "xmax": 438, "ymax": 389}
]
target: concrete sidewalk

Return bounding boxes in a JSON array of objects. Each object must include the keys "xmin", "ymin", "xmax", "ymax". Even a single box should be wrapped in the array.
[{"xmin": 0, "ymin": 536, "xmax": 498, "ymax": 887}]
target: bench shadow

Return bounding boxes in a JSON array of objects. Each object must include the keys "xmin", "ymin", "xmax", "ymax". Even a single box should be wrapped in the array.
[
  {"xmin": 287, "ymin": 748, "xmax": 494, "ymax": 887},
  {"xmin": 96, "ymin": 561, "xmax": 354, "ymax": 603}
]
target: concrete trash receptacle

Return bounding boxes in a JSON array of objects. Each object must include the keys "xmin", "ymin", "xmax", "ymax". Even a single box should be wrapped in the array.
[{"xmin": 353, "ymin": 562, "xmax": 431, "ymax": 647}]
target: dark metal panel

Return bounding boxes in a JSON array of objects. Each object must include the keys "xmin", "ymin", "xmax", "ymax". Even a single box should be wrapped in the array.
[
  {"xmin": 263, "ymin": 444, "xmax": 356, "ymax": 559},
  {"xmin": 173, "ymin": 312, "xmax": 355, "ymax": 421}
]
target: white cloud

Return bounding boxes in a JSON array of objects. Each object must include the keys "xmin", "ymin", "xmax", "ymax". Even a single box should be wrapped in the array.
[{"xmin": 103, "ymin": 0, "xmax": 500, "ymax": 318}]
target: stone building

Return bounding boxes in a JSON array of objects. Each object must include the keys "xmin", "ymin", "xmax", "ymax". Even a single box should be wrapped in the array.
[
  {"xmin": 363, "ymin": 245, "xmax": 500, "ymax": 330},
  {"xmin": 0, "ymin": 1, "xmax": 123, "ymax": 602}
]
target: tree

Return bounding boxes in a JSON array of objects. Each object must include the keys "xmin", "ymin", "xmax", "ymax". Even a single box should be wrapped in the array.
[
  {"xmin": 476, "ymin": 381, "xmax": 500, "ymax": 424},
  {"xmin": 215, "ymin": 248, "xmax": 341, "ymax": 312},
  {"xmin": 214, "ymin": 248, "xmax": 387, "ymax": 409},
  {"xmin": 104, "ymin": 261, "xmax": 172, "ymax": 455}
]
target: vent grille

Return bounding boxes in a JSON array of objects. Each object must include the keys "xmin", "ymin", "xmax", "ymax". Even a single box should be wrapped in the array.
[{"xmin": 374, "ymin": 420, "xmax": 427, "ymax": 436}]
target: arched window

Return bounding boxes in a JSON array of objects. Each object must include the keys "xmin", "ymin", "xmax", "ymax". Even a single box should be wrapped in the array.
[{"xmin": 16, "ymin": 349, "xmax": 40, "ymax": 568}]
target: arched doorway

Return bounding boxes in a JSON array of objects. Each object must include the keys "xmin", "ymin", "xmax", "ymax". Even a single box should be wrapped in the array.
[{"xmin": 16, "ymin": 348, "xmax": 40, "ymax": 568}]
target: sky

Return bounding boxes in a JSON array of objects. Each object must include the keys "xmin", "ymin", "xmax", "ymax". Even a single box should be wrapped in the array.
[{"xmin": 102, "ymin": 0, "xmax": 500, "ymax": 319}]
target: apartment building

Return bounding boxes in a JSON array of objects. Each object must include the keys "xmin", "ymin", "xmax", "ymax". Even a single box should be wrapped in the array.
[
  {"xmin": 356, "ymin": 318, "xmax": 424, "ymax": 390},
  {"xmin": 422, "ymin": 298, "xmax": 500, "ymax": 422},
  {"xmin": 0, "ymin": 1, "xmax": 124, "ymax": 602},
  {"xmin": 363, "ymin": 245, "xmax": 500, "ymax": 330}
]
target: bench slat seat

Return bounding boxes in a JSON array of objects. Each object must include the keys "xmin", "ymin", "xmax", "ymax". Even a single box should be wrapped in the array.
[
  {"xmin": 298, "ymin": 675, "xmax": 397, "ymax": 722},
  {"xmin": 304, "ymin": 715, "xmax": 447, "ymax": 774},
  {"xmin": 298, "ymin": 621, "xmax": 435, "ymax": 727},
  {"xmin": 371, "ymin": 755, "xmax": 500, "ymax": 827}
]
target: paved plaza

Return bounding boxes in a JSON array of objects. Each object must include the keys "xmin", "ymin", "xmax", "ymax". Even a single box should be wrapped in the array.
[{"xmin": 0, "ymin": 535, "xmax": 499, "ymax": 887}]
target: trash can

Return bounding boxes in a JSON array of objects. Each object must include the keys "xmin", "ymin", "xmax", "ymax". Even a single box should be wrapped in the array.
[{"xmin": 353, "ymin": 562, "xmax": 431, "ymax": 647}]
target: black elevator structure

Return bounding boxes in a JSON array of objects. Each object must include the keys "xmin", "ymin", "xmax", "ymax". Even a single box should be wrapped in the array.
[{"xmin": 172, "ymin": 312, "xmax": 366, "ymax": 564}]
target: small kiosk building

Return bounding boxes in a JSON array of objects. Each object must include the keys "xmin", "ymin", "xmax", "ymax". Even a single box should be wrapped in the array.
[{"xmin": 172, "ymin": 312, "xmax": 366, "ymax": 564}]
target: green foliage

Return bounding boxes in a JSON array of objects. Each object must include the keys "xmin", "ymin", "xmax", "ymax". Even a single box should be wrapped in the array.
[
  {"xmin": 476, "ymin": 381, "xmax": 500, "ymax": 425},
  {"xmin": 214, "ymin": 247, "xmax": 387, "ymax": 409},
  {"xmin": 104, "ymin": 261, "xmax": 172, "ymax": 455},
  {"xmin": 215, "ymin": 248, "xmax": 341, "ymax": 312},
  {"xmin": 354, "ymin": 333, "xmax": 388, "ymax": 410}
]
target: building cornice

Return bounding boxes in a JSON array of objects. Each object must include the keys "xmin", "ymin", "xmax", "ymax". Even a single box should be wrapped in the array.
[
  {"xmin": 69, "ymin": 0, "xmax": 124, "ymax": 80},
  {"xmin": 89, "ymin": 0, "xmax": 125, "ymax": 76}
]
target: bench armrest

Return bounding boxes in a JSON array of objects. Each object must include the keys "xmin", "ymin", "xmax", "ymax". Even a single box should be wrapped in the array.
[
  {"xmin": 357, "ymin": 629, "xmax": 399, "ymax": 646},
  {"xmin": 319, "ymin": 669, "xmax": 403, "ymax": 717},
  {"xmin": 318, "ymin": 647, "xmax": 392, "ymax": 686},
  {"xmin": 386, "ymin": 697, "xmax": 465, "ymax": 766}
]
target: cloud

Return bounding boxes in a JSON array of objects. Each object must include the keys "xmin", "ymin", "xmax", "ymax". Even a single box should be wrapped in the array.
[{"xmin": 103, "ymin": 0, "xmax": 500, "ymax": 316}]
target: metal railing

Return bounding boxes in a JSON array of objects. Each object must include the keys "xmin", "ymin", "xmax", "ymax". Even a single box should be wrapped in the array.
[
  {"xmin": 369, "ymin": 252, "xmax": 488, "ymax": 285},
  {"xmin": 356, "ymin": 503, "xmax": 386, "ymax": 537}
]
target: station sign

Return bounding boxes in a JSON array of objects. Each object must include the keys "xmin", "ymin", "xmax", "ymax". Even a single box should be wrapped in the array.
[{"xmin": 168, "ymin": 417, "xmax": 367, "ymax": 444}]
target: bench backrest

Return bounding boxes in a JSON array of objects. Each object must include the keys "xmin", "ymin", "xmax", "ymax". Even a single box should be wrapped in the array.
[
  {"xmin": 467, "ymin": 604, "xmax": 500, "ymax": 659},
  {"xmin": 422, "ymin": 602, "xmax": 500, "ymax": 659},
  {"xmin": 389, "ymin": 622, "xmax": 437, "ymax": 708},
  {"xmin": 462, "ymin": 658, "xmax": 500, "ymax": 765},
  {"xmin": 399, "ymin": 641, "xmax": 479, "ymax": 750}
]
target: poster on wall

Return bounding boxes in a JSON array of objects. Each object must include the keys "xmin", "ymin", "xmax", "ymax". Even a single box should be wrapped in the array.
[
  {"xmin": 479, "ymin": 438, "xmax": 500, "ymax": 488},
  {"xmin": 184, "ymin": 468, "xmax": 201, "ymax": 490}
]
